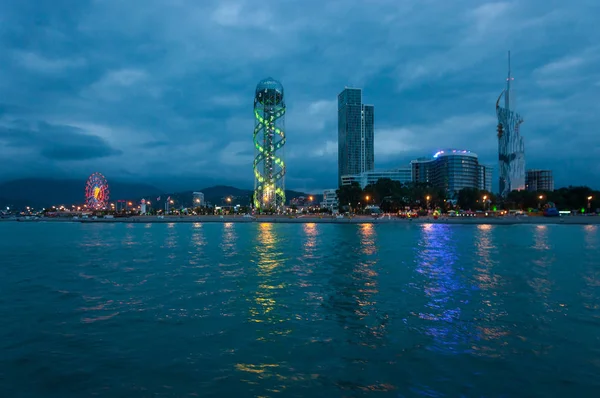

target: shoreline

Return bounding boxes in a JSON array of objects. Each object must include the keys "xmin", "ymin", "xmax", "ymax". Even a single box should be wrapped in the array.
[{"xmin": 3, "ymin": 215, "xmax": 600, "ymax": 225}]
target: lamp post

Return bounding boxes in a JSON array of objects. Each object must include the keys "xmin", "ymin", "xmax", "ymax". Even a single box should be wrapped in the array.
[
  {"xmin": 483, "ymin": 195, "xmax": 488, "ymax": 211},
  {"xmin": 538, "ymin": 195, "xmax": 544, "ymax": 210},
  {"xmin": 426, "ymin": 195, "xmax": 430, "ymax": 211},
  {"xmin": 588, "ymin": 196, "xmax": 593, "ymax": 212}
]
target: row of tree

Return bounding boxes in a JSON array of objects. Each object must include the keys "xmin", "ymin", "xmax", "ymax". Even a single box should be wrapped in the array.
[{"xmin": 336, "ymin": 179, "xmax": 599, "ymax": 212}]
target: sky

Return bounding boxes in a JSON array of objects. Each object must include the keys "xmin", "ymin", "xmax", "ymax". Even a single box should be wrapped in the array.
[{"xmin": 0, "ymin": 0, "xmax": 599, "ymax": 193}]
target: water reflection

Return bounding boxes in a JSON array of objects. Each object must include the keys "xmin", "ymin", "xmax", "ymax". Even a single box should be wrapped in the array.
[
  {"xmin": 414, "ymin": 224, "xmax": 467, "ymax": 354},
  {"xmin": 325, "ymin": 224, "xmax": 384, "ymax": 347},
  {"xmin": 248, "ymin": 223, "xmax": 288, "ymax": 328},
  {"xmin": 580, "ymin": 225, "xmax": 600, "ymax": 314},
  {"xmin": 472, "ymin": 224, "xmax": 509, "ymax": 356},
  {"xmin": 529, "ymin": 225, "xmax": 554, "ymax": 302},
  {"xmin": 220, "ymin": 222, "xmax": 238, "ymax": 257},
  {"xmin": 188, "ymin": 223, "xmax": 206, "ymax": 269}
]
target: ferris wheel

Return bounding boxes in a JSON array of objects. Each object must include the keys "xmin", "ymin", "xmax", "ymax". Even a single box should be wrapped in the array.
[{"xmin": 85, "ymin": 172, "xmax": 110, "ymax": 209}]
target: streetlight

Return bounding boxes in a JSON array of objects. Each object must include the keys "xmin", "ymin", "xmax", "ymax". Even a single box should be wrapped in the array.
[
  {"xmin": 483, "ymin": 195, "xmax": 488, "ymax": 211},
  {"xmin": 538, "ymin": 195, "xmax": 544, "ymax": 210},
  {"xmin": 426, "ymin": 195, "xmax": 430, "ymax": 210},
  {"xmin": 588, "ymin": 196, "xmax": 593, "ymax": 212}
]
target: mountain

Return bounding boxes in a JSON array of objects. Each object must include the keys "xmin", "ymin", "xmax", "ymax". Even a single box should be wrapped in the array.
[
  {"xmin": 0, "ymin": 178, "xmax": 323, "ymax": 209},
  {"xmin": 0, "ymin": 178, "xmax": 163, "ymax": 208},
  {"xmin": 146, "ymin": 185, "xmax": 321, "ymax": 208}
]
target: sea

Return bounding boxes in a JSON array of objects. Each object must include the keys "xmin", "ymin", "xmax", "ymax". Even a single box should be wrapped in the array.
[{"xmin": 0, "ymin": 222, "xmax": 599, "ymax": 397}]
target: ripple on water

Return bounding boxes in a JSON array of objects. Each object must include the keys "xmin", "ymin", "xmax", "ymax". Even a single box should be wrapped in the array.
[{"xmin": 0, "ymin": 222, "xmax": 599, "ymax": 397}]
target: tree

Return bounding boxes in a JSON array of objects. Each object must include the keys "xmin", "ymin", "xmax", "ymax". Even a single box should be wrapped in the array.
[{"xmin": 336, "ymin": 182, "xmax": 363, "ymax": 211}]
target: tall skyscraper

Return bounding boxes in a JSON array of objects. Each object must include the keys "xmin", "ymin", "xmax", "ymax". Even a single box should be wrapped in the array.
[
  {"xmin": 338, "ymin": 88, "xmax": 374, "ymax": 186},
  {"xmin": 496, "ymin": 51, "xmax": 525, "ymax": 197},
  {"xmin": 253, "ymin": 77, "xmax": 286, "ymax": 211}
]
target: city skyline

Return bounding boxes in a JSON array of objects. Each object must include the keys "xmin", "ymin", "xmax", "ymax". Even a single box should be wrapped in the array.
[{"xmin": 0, "ymin": 0, "xmax": 598, "ymax": 193}]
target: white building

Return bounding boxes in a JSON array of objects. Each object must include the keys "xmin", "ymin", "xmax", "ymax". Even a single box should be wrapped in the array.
[
  {"xmin": 341, "ymin": 168, "xmax": 412, "ymax": 189},
  {"xmin": 192, "ymin": 192, "xmax": 205, "ymax": 207},
  {"xmin": 320, "ymin": 189, "xmax": 339, "ymax": 212}
]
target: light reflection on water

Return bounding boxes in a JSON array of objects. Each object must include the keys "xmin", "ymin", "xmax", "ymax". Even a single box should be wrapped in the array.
[{"xmin": 2, "ymin": 222, "xmax": 600, "ymax": 397}]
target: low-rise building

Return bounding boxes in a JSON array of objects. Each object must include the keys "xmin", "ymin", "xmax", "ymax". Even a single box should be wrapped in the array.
[
  {"xmin": 320, "ymin": 189, "xmax": 339, "ymax": 212},
  {"xmin": 526, "ymin": 169, "xmax": 554, "ymax": 191},
  {"xmin": 192, "ymin": 192, "xmax": 205, "ymax": 206}
]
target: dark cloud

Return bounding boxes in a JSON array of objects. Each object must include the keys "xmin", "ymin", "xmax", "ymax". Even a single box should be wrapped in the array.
[
  {"xmin": 0, "ymin": 0, "xmax": 599, "ymax": 191},
  {"xmin": 0, "ymin": 121, "xmax": 121, "ymax": 161}
]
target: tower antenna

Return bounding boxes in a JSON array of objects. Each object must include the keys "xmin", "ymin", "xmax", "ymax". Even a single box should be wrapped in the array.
[{"xmin": 505, "ymin": 51, "xmax": 513, "ymax": 110}]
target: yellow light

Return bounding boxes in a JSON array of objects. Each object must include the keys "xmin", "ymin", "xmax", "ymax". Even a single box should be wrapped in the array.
[
  {"xmin": 366, "ymin": 195, "xmax": 370, "ymax": 201},
  {"xmin": 426, "ymin": 195, "xmax": 430, "ymax": 201},
  {"xmin": 483, "ymin": 195, "xmax": 487, "ymax": 200},
  {"xmin": 539, "ymin": 195, "xmax": 543, "ymax": 200},
  {"xmin": 588, "ymin": 196, "xmax": 593, "ymax": 200}
]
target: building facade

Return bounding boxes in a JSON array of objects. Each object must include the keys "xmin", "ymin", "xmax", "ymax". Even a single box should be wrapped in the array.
[
  {"xmin": 497, "ymin": 52, "xmax": 525, "ymax": 196},
  {"xmin": 341, "ymin": 168, "xmax": 411, "ymax": 189},
  {"xmin": 338, "ymin": 87, "xmax": 374, "ymax": 186},
  {"xmin": 192, "ymin": 192, "xmax": 205, "ymax": 206},
  {"xmin": 320, "ymin": 189, "xmax": 339, "ymax": 212},
  {"xmin": 526, "ymin": 169, "xmax": 554, "ymax": 192},
  {"xmin": 478, "ymin": 164, "xmax": 493, "ymax": 193},
  {"xmin": 411, "ymin": 150, "xmax": 491, "ymax": 197}
]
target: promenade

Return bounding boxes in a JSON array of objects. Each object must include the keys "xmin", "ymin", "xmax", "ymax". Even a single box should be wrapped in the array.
[{"xmin": 5, "ymin": 215, "xmax": 599, "ymax": 225}]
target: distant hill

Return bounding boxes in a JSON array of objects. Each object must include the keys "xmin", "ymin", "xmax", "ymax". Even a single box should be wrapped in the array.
[
  {"xmin": 144, "ymin": 185, "xmax": 321, "ymax": 208},
  {"xmin": 0, "ymin": 178, "xmax": 323, "ymax": 209},
  {"xmin": 0, "ymin": 178, "xmax": 163, "ymax": 208}
]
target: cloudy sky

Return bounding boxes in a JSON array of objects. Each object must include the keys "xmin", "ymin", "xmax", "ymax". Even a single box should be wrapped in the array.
[{"xmin": 0, "ymin": 0, "xmax": 598, "ymax": 193}]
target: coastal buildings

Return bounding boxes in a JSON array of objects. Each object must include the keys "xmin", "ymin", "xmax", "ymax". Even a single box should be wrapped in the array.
[
  {"xmin": 338, "ymin": 87, "xmax": 374, "ymax": 186},
  {"xmin": 410, "ymin": 150, "xmax": 492, "ymax": 196},
  {"xmin": 320, "ymin": 189, "xmax": 339, "ymax": 212},
  {"xmin": 496, "ymin": 51, "xmax": 526, "ymax": 196},
  {"xmin": 526, "ymin": 169, "xmax": 554, "ymax": 191},
  {"xmin": 253, "ymin": 77, "xmax": 286, "ymax": 211},
  {"xmin": 341, "ymin": 168, "xmax": 411, "ymax": 189},
  {"xmin": 192, "ymin": 192, "xmax": 205, "ymax": 206}
]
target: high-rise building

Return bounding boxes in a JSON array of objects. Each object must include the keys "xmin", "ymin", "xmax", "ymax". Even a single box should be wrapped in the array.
[
  {"xmin": 192, "ymin": 192, "xmax": 204, "ymax": 206},
  {"xmin": 526, "ymin": 170, "xmax": 554, "ymax": 192},
  {"xmin": 253, "ymin": 77, "xmax": 286, "ymax": 211},
  {"xmin": 497, "ymin": 51, "xmax": 525, "ymax": 197},
  {"xmin": 341, "ymin": 168, "xmax": 411, "ymax": 189},
  {"xmin": 338, "ymin": 87, "xmax": 374, "ymax": 186},
  {"xmin": 410, "ymin": 149, "xmax": 490, "ymax": 197},
  {"xmin": 478, "ymin": 165, "xmax": 493, "ymax": 193}
]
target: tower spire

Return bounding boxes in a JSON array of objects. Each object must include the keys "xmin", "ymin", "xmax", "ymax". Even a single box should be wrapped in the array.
[{"xmin": 505, "ymin": 50, "xmax": 512, "ymax": 110}]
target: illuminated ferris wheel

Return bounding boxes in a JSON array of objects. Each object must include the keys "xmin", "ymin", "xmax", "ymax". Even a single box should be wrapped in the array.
[{"xmin": 85, "ymin": 172, "xmax": 110, "ymax": 210}]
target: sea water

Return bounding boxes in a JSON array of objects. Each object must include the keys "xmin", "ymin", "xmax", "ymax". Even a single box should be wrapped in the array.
[{"xmin": 0, "ymin": 222, "xmax": 599, "ymax": 397}]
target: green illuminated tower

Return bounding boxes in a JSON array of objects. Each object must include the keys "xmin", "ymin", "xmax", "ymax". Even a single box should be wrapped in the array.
[{"xmin": 253, "ymin": 77, "xmax": 286, "ymax": 212}]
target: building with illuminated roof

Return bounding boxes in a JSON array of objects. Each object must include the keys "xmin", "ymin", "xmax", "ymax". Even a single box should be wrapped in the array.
[{"xmin": 411, "ymin": 149, "xmax": 492, "ymax": 196}]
